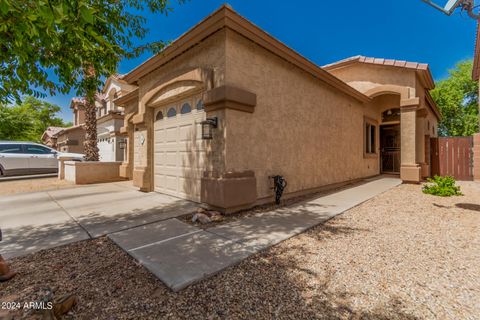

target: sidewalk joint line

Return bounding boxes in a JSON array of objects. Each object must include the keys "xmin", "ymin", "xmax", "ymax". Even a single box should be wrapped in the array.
[
  {"xmin": 129, "ymin": 229, "xmax": 203, "ymax": 252},
  {"xmin": 46, "ymin": 191, "xmax": 94, "ymax": 239}
]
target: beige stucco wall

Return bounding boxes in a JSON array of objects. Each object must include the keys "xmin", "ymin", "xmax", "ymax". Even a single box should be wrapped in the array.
[
  {"xmin": 223, "ymin": 30, "xmax": 380, "ymax": 200},
  {"xmin": 63, "ymin": 161, "xmax": 123, "ymax": 184},
  {"xmin": 328, "ymin": 64, "xmax": 416, "ymax": 96},
  {"xmin": 328, "ymin": 62, "xmax": 440, "ymax": 182},
  {"xmin": 57, "ymin": 127, "xmax": 85, "ymax": 154},
  {"xmin": 132, "ymin": 29, "xmax": 228, "ymax": 191}
]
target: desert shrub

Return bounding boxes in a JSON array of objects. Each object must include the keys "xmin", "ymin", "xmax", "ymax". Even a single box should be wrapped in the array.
[{"xmin": 422, "ymin": 175, "xmax": 463, "ymax": 197}]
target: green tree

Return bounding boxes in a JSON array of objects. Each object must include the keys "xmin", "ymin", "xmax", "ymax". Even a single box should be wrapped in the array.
[
  {"xmin": 431, "ymin": 60, "xmax": 479, "ymax": 136},
  {"xmin": 0, "ymin": 96, "xmax": 70, "ymax": 142},
  {"xmin": 0, "ymin": 0, "xmax": 183, "ymax": 160}
]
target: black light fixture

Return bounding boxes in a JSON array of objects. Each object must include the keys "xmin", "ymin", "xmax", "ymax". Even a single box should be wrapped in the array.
[
  {"xmin": 201, "ymin": 117, "xmax": 218, "ymax": 140},
  {"xmin": 119, "ymin": 139, "xmax": 127, "ymax": 149}
]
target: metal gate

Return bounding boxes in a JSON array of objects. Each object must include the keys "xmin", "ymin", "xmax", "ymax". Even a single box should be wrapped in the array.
[{"xmin": 430, "ymin": 137, "xmax": 473, "ymax": 181}]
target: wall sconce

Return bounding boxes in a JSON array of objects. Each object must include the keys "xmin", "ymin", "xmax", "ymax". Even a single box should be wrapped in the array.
[
  {"xmin": 119, "ymin": 139, "xmax": 127, "ymax": 150},
  {"xmin": 201, "ymin": 117, "xmax": 218, "ymax": 140}
]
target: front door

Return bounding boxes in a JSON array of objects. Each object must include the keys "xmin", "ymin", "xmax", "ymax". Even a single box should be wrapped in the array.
[{"xmin": 380, "ymin": 125, "xmax": 401, "ymax": 174}]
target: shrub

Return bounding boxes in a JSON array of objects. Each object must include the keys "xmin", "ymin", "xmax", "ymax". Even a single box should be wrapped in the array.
[{"xmin": 422, "ymin": 175, "xmax": 463, "ymax": 197}]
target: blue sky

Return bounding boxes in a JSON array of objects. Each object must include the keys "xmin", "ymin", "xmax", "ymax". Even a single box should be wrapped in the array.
[{"xmin": 49, "ymin": 0, "xmax": 477, "ymax": 121}]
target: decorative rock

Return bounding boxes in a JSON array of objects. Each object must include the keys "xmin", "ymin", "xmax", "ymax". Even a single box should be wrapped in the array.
[
  {"xmin": 196, "ymin": 207, "xmax": 206, "ymax": 214},
  {"xmin": 208, "ymin": 211, "xmax": 222, "ymax": 217},
  {"xmin": 192, "ymin": 213, "xmax": 211, "ymax": 224},
  {"xmin": 210, "ymin": 215, "xmax": 224, "ymax": 223}
]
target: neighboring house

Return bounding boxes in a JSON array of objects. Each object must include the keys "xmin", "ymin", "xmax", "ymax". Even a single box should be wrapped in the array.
[
  {"xmin": 112, "ymin": 5, "xmax": 440, "ymax": 213},
  {"xmin": 96, "ymin": 75, "xmax": 136, "ymax": 162},
  {"xmin": 41, "ymin": 126, "xmax": 65, "ymax": 149},
  {"xmin": 56, "ymin": 97, "xmax": 89, "ymax": 153},
  {"xmin": 56, "ymin": 125, "xmax": 85, "ymax": 153}
]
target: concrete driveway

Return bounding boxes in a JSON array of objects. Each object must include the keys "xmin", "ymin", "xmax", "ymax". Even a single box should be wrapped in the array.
[{"xmin": 0, "ymin": 181, "xmax": 197, "ymax": 258}]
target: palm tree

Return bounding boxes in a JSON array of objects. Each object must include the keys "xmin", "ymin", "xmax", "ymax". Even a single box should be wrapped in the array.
[{"xmin": 82, "ymin": 66, "xmax": 100, "ymax": 162}]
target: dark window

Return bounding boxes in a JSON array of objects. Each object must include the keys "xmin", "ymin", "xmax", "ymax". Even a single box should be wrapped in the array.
[
  {"xmin": 0, "ymin": 144, "xmax": 23, "ymax": 154},
  {"xmin": 156, "ymin": 111, "xmax": 164, "ymax": 121},
  {"xmin": 196, "ymin": 100, "xmax": 204, "ymax": 110},
  {"xmin": 26, "ymin": 144, "xmax": 54, "ymax": 154},
  {"xmin": 365, "ymin": 123, "xmax": 376, "ymax": 154},
  {"xmin": 167, "ymin": 107, "xmax": 177, "ymax": 118},
  {"xmin": 180, "ymin": 103, "xmax": 192, "ymax": 114}
]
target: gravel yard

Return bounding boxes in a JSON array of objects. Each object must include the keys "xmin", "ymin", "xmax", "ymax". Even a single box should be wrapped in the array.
[
  {"xmin": 0, "ymin": 177, "xmax": 75, "ymax": 195},
  {"xmin": 1, "ymin": 182, "xmax": 479, "ymax": 319}
]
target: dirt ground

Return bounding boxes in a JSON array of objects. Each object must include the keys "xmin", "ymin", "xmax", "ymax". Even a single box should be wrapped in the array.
[
  {"xmin": 1, "ymin": 182, "xmax": 479, "ymax": 319},
  {"xmin": 0, "ymin": 177, "xmax": 75, "ymax": 195}
]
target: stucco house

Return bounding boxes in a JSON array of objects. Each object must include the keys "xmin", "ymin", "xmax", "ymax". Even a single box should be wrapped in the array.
[
  {"xmin": 55, "ymin": 98, "xmax": 87, "ymax": 153},
  {"xmin": 96, "ymin": 75, "xmax": 137, "ymax": 162},
  {"xmin": 41, "ymin": 126, "xmax": 65, "ymax": 149},
  {"xmin": 112, "ymin": 5, "xmax": 440, "ymax": 213}
]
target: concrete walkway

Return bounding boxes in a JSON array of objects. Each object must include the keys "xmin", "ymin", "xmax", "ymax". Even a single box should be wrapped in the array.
[
  {"xmin": 0, "ymin": 181, "xmax": 197, "ymax": 258},
  {"xmin": 108, "ymin": 177, "xmax": 401, "ymax": 291}
]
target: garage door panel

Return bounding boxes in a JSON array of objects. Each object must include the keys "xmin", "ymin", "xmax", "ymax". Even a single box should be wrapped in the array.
[
  {"xmin": 179, "ymin": 151, "xmax": 205, "ymax": 168},
  {"xmin": 165, "ymin": 127, "xmax": 178, "ymax": 142},
  {"xmin": 153, "ymin": 99, "xmax": 206, "ymax": 202},
  {"xmin": 178, "ymin": 177, "xmax": 201, "ymax": 195},
  {"xmin": 179, "ymin": 124, "xmax": 195, "ymax": 141},
  {"xmin": 154, "ymin": 129, "xmax": 166, "ymax": 141}
]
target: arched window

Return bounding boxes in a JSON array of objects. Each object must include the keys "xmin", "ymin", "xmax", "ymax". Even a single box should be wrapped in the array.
[
  {"xmin": 167, "ymin": 107, "xmax": 177, "ymax": 118},
  {"xmin": 180, "ymin": 103, "xmax": 192, "ymax": 114},
  {"xmin": 196, "ymin": 99, "xmax": 204, "ymax": 110},
  {"xmin": 156, "ymin": 111, "xmax": 164, "ymax": 121}
]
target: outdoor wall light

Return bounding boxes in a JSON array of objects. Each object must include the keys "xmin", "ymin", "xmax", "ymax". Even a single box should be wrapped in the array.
[
  {"xmin": 119, "ymin": 139, "xmax": 127, "ymax": 150},
  {"xmin": 201, "ymin": 117, "xmax": 218, "ymax": 140}
]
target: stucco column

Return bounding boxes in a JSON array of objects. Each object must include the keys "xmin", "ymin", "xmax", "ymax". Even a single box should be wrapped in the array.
[
  {"xmin": 131, "ymin": 107, "xmax": 153, "ymax": 192},
  {"xmin": 415, "ymin": 110, "xmax": 429, "ymax": 178},
  {"xmin": 400, "ymin": 105, "xmax": 421, "ymax": 182}
]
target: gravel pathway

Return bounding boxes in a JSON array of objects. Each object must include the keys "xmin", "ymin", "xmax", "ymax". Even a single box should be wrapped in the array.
[{"xmin": 1, "ymin": 182, "xmax": 479, "ymax": 319}]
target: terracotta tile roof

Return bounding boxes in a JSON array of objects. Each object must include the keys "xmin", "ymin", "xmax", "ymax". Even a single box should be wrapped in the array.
[
  {"xmin": 323, "ymin": 55, "xmax": 429, "ymax": 71},
  {"xmin": 41, "ymin": 126, "xmax": 66, "ymax": 140},
  {"xmin": 45, "ymin": 126, "xmax": 65, "ymax": 137},
  {"xmin": 57, "ymin": 124, "xmax": 85, "ymax": 135},
  {"xmin": 70, "ymin": 93, "xmax": 106, "ymax": 108},
  {"xmin": 323, "ymin": 55, "xmax": 434, "ymax": 89}
]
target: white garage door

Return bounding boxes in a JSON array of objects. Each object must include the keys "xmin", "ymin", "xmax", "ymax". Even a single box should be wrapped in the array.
[{"xmin": 154, "ymin": 96, "xmax": 206, "ymax": 201}]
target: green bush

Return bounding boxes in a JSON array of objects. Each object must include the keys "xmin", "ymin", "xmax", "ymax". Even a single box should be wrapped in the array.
[{"xmin": 422, "ymin": 175, "xmax": 463, "ymax": 197}]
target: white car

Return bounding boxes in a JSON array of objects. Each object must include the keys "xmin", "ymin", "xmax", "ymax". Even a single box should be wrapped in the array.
[{"xmin": 0, "ymin": 141, "xmax": 84, "ymax": 176}]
